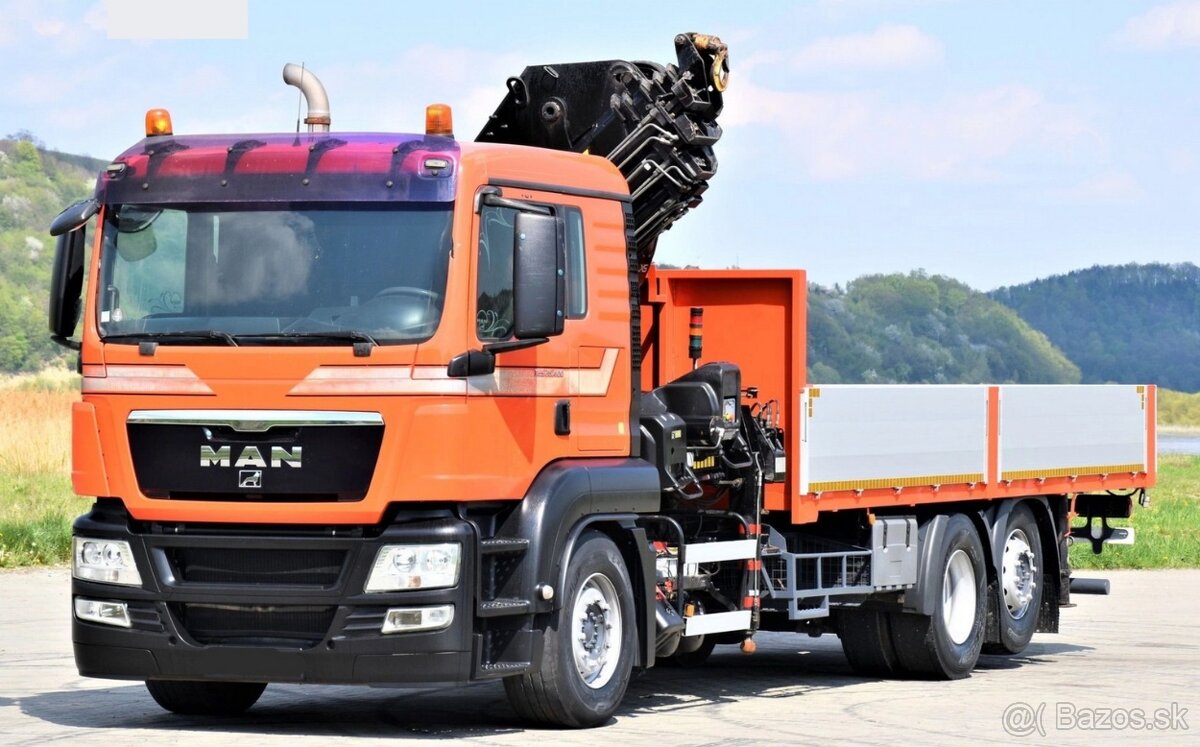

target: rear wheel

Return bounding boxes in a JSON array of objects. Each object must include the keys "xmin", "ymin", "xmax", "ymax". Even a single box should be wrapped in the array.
[
  {"xmin": 888, "ymin": 514, "xmax": 986, "ymax": 679},
  {"xmin": 838, "ymin": 608, "xmax": 901, "ymax": 677},
  {"xmin": 504, "ymin": 531, "xmax": 636, "ymax": 728},
  {"xmin": 145, "ymin": 680, "xmax": 266, "ymax": 716},
  {"xmin": 983, "ymin": 504, "xmax": 1043, "ymax": 655}
]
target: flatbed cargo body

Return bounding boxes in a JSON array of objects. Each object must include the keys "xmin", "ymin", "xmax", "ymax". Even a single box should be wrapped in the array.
[{"xmin": 642, "ymin": 268, "xmax": 1155, "ymax": 523}]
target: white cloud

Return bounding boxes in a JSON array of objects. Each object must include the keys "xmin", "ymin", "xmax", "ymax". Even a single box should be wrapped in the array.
[
  {"xmin": 180, "ymin": 93, "xmax": 298, "ymax": 138},
  {"xmin": 316, "ymin": 47, "xmax": 525, "ymax": 135},
  {"xmin": 33, "ymin": 19, "xmax": 65, "ymax": 36},
  {"xmin": 1119, "ymin": 1, "xmax": 1200, "ymax": 49},
  {"xmin": 792, "ymin": 24, "xmax": 943, "ymax": 72},
  {"xmin": 173, "ymin": 46, "xmax": 522, "ymax": 140},
  {"xmin": 1056, "ymin": 173, "xmax": 1145, "ymax": 203},
  {"xmin": 176, "ymin": 65, "xmax": 227, "ymax": 96},
  {"xmin": 0, "ymin": 1, "xmax": 106, "ymax": 54},
  {"xmin": 723, "ymin": 80, "xmax": 1099, "ymax": 181}
]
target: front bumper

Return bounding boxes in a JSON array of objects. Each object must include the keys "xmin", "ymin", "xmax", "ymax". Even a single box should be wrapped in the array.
[{"xmin": 72, "ymin": 500, "xmax": 477, "ymax": 685}]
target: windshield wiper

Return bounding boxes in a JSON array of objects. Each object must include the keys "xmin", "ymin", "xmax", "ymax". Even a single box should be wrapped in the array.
[
  {"xmin": 237, "ymin": 331, "xmax": 378, "ymax": 345},
  {"xmin": 104, "ymin": 330, "xmax": 239, "ymax": 346},
  {"xmin": 234, "ymin": 331, "xmax": 379, "ymax": 356}
]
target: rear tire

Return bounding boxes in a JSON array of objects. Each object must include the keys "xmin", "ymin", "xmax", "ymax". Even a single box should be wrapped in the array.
[
  {"xmin": 888, "ymin": 514, "xmax": 986, "ymax": 679},
  {"xmin": 145, "ymin": 680, "xmax": 266, "ymax": 716},
  {"xmin": 504, "ymin": 531, "xmax": 636, "ymax": 728},
  {"xmin": 838, "ymin": 609, "xmax": 902, "ymax": 677},
  {"xmin": 982, "ymin": 504, "xmax": 1043, "ymax": 655}
]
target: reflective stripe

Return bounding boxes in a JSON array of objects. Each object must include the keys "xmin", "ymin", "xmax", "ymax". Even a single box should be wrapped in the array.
[
  {"xmin": 465, "ymin": 348, "xmax": 618, "ymax": 397},
  {"xmin": 1001, "ymin": 464, "xmax": 1144, "ymax": 481},
  {"xmin": 82, "ymin": 365, "xmax": 214, "ymax": 395},
  {"xmin": 290, "ymin": 348, "xmax": 620, "ymax": 397},
  {"xmin": 289, "ymin": 367, "xmax": 466, "ymax": 396},
  {"xmin": 808, "ymin": 473, "xmax": 984, "ymax": 493}
]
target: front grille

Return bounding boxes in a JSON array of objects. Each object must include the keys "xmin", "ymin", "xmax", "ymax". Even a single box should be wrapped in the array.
[
  {"xmin": 172, "ymin": 603, "xmax": 336, "ymax": 647},
  {"xmin": 168, "ymin": 547, "xmax": 346, "ymax": 587},
  {"xmin": 128, "ymin": 421, "xmax": 383, "ymax": 501}
]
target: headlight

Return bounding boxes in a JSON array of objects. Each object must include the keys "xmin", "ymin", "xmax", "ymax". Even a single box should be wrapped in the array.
[
  {"xmin": 73, "ymin": 538, "xmax": 143, "ymax": 586},
  {"xmin": 365, "ymin": 543, "xmax": 461, "ymax": 592}
]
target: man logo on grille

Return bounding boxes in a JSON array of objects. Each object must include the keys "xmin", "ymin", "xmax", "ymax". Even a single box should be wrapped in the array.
[{"xmin": 239, "ymin": 470, "xmax": 263, "ymax": 489}]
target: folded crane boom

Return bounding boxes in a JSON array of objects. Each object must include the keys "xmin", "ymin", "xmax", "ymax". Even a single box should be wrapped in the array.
[{"xmin": 477, "ymin": 32, "xmax": 729, "ymax": 270}]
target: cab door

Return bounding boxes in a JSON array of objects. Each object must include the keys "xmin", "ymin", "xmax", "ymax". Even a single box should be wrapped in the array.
[{"xmin": 462, "ymin": 188, "xmax": 631, "ymax": 496}]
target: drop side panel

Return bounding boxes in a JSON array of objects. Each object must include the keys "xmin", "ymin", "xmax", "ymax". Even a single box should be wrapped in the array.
[
  {"xmin": 798, "ymin": 383, "xmax": 1155, "ymax": 519},
  {"xmin": 997, "ymin": 385, "xmax": 1150, "ymax": 479},
  {"xmin": 799, "ymin": 385, "xmax": 989, "ymax": 494}
]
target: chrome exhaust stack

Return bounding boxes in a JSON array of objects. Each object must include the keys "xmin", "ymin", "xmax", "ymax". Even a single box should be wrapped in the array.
[{"xmin": 282, "ymin": 63, "xmax": 330, "ymax": 132}]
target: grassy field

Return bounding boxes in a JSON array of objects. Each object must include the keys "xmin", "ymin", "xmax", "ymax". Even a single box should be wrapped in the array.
[
  {"xmin": 1069, "ymin": 453, "xmax": 1200, "ymax": 569},
  {"xmin": 0, "ymin": 370, "xmax": 78, "ymax": 567},
  {"xmin": 1159, "ymin": 388, "xmax": 1200, "ymax": 427},
  {"xmin": 1, "ymin": 370, "xmax": 1197, "ymax": 569}
]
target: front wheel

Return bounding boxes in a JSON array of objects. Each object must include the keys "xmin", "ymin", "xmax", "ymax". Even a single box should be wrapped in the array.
[
  {"xmin": 145, "ymin": 680, "xmax": 266, "ymax": 716},
  {"xmin": 504, "ymin": 531, "xmax": 636, "ymax": 728},
  {"xmin": 660, "ymin": 635, "xmax": 716, "ymax": 667}
]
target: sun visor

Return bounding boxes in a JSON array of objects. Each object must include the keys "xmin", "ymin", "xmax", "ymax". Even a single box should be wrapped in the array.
[{"xmin": 97, "ymin": 133, "xmax": 459, "ymax": 205}]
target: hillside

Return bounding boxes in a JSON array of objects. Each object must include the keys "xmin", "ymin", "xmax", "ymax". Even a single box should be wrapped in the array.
[
  {"xmin": 0, "ymin": 135, "xmax": 99, "ymax": 372},
  {"xmin": 992, "ymin": 263, "xmax": 1200, "ymax": 392},
  {"xmin": 808, "ymin": 272, "xmax": 1081, "ymax": 385}
]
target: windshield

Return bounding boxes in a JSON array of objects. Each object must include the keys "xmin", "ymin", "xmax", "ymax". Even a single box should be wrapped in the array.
[{"xmin": 98, "ymin": 204, "xmax": 453, "ymax": 345}]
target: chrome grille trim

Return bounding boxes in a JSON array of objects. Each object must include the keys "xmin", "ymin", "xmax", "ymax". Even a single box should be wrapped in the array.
[{"xmin": 127, "ymin": 409, "xmax": 383, "ymax": 432}]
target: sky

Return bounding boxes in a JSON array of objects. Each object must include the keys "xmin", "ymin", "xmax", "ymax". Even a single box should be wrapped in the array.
[{"xmin": 2, "ymin": 0, "xmax": 1198, "ymax": 290}]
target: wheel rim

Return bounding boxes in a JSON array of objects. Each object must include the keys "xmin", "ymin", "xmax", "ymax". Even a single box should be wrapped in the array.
[
  {"xmin": 942, "ymin": 549, "xmax": 977, "ymax": 645},
  {"xmin": 1001, "ymin": 528, "xmax": 1038, "ymax": 620},
  {"xmin": 571, "ymin": 572, "xmax": 622, "ymax": 689}
]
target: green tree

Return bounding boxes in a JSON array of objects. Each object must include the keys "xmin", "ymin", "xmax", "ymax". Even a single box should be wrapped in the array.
[
  {"xmin": 809, "ymin": 272, "xmax": 1080, "ymax": 385},
  {"xmin": 993, "ymin": 263, "xmax": 1200, "ymax": 391}
]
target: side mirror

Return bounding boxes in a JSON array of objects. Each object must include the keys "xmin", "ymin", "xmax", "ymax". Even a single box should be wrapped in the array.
[
  {"xmin": 49, "ymin": 228, "xmax": 85, "ymax": 349},
  {"xmin": 50, "ymin": 198, "xmax": 99, "ymax": 237},
  {"xmin": 512, "ymin": 211, "xmax": 565, "ymax": 340}
]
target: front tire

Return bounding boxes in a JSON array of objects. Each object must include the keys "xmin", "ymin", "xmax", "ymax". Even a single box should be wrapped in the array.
[
  {"xmin": 888, "ymin": 514, "xmax": 986, "ymax": 679},
  {"xmin": 983, "ymin": 504, "xmax": 1043, "ymax": 655},
  {"xmin": 660, "ymin": 635, "xmax": 716, "ymax": 667},
  {"xmin": 504, "ymin": 531, "xmax": 636, "ymax": 728},
  {"xmin": 145, "ymin": 680, "xmax": 266, "ymax": 716}
]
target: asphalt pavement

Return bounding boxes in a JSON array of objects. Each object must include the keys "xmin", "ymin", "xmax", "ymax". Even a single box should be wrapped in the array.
[{"xmin": 1, "ymin": 568, "xmax": 1196, "ymax": 745}]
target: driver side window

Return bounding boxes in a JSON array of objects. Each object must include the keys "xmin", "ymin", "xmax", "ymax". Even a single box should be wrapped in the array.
[
  {"xmin": 477, "ymin": 206, "xmax": 515, "ymax": 341},
  {"xmin": 476, "ymin": 204, "xmax": 586, "ymax": 341}
]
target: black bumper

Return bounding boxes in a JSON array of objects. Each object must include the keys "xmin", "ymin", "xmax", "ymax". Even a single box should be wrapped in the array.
[{"xmin": 72, "ymin": 501, "xmax": 478, "ymax": 686}]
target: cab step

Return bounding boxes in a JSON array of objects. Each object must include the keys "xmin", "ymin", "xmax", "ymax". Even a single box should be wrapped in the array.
[
  {"xmin": 477, "ymin": 661, "xmax": 533, "ymax": 678},
  {"xmin": 478, "ymin": 597, "xmax": 533, "ymax": 617},
  {"xmin": 480, "ymin": 537, "xmax": 531, "ymax": 555}
]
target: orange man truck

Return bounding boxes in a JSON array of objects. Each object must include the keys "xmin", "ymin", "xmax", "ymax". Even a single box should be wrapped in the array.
[{"xmin": 48, "ymin": 34, "xmax": 1154, "ymax": 728}]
